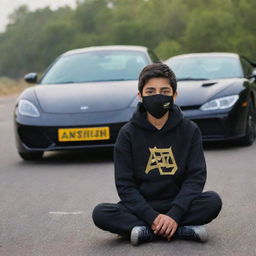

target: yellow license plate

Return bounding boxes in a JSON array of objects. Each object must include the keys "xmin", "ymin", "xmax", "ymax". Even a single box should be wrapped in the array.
[{"xmin": 58, "ymin": 127, "xmax": 110, "ymax": 142}]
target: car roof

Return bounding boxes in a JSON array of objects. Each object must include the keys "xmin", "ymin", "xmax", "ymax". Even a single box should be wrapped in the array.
[
  {"xmin": 169, "ymin": 52, "xmax": 240, "ymax": 59},
  {"xmin": 63, "ymin": 45, "xmax": 149, "ymax": 56}
]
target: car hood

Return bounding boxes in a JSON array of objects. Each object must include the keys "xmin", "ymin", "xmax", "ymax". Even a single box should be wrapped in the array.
[
  {"xmin": 34, "ymin": 81, "xmax": 138, "ymax": 114},
  {"xmin": 175, "ymin": 78, "xmax": 239, "ymax": 106}
]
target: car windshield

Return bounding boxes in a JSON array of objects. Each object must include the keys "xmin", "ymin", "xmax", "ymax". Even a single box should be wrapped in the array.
[
  {"xmin": 41, "ymin": 50, "xmax": 149, "ymax": 84},
  {"xmin": 165, "ymin": 55, "xmax": 243, "ymax": 81}
]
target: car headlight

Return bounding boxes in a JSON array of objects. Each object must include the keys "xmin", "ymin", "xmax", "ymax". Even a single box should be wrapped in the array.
[
  {"xmin": 200, "ymin": 95, "xmax": 239, "ymax": 111},
  {"xmin": 18, "ymin": 99, "xmax": 40, "ymax": 117}
]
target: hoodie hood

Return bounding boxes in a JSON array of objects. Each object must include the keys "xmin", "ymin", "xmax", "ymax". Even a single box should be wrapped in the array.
[{"xmin": 131, "ymin": 102, "xmax": 184, "ymax": 133}]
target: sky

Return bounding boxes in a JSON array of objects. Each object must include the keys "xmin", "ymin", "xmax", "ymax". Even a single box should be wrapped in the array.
[{"xmin": 0, "ymin": 0, "xmax": 77, "ymax": 32}]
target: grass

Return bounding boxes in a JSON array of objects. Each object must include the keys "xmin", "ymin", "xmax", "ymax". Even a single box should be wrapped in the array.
[{"xmin": 0, "ymin": 77, "xmax": 32, "ymax": 97}]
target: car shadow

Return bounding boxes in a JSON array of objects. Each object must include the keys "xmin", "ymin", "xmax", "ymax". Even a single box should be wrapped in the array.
[
  {"xmin": 17, "ymin": 141, "xmax": 254, "ymax": 165},
  {"xmin": 18, "ymin": 148, "xmax": 114, "ymax": 165},
  {"xmin": 203, "ymin": 141, "xmax": 251, "ymax": 151}
]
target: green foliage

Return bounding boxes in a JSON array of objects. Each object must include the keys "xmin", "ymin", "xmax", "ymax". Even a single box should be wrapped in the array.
[
  {"xmin": 155, "ymin": 40, "xmax": 183, "ymax": 60},
  {"xmin": 184, "ymin": 9, "xmax": 236, "ymax": 52},
  {"xmin": 0, "ymin": 0, "xmax": 255, "ymax": 78}
]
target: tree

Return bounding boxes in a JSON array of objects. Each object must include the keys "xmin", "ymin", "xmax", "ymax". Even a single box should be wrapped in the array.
[
  {"xmin": 184, "ymin": 9, "xmax": 236, "ymax": 52},
  {"xmin": 155, "ymin": 40, "xmax": 183, "ymax": 60},
  {"xmin": 0, "ymin": 0, "xmax": 255, "ymax": 78}
]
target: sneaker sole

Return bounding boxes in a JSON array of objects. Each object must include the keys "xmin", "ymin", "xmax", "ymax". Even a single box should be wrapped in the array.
[
  {"xmin": 192, "ymin": 226, "xmax": 208, "ymax": 243},
  {"xmin": 130, "ymin": 227, "xmax": 141, "ymax": 246}
]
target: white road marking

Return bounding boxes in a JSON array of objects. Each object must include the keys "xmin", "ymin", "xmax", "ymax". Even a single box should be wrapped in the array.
[{"xmin": 48, "ymin": 211, "xmax": 86, "ymax": 215}]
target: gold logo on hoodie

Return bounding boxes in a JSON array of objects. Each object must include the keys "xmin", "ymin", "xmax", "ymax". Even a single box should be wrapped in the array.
[{"xmin": 145, "ymin": 147, "xmax": 178, "ymax": 175}]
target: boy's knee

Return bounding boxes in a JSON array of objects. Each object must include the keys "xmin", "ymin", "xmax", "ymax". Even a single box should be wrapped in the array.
[
  {"xmin": 207, "ymin": 191, "xmax": 222, "ymax": 218},
  {"xmin": 92, "ymin": 203, "xmax": 118, "ymax": 229},
  {"xmin": 92, "ymin": 203, "xmax": 106, "ymax": 227}
]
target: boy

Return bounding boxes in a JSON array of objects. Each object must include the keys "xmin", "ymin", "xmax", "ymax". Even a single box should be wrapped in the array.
[{"xmin": 92, "ymin": 63, "xmax": 222, "ymax": 245}]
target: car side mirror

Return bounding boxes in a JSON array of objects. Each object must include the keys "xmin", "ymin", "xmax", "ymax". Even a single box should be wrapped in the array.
[
  {"xmin": 247, "ymin": 69, "xmax": 256, "ymax": 80},
  {"xmin": 24, "ymin": 73, "xmax": 38, "ymax": 84},
  {"xmin": 252, "ymin": 69, "xmax": 256, "ymax": 78}
]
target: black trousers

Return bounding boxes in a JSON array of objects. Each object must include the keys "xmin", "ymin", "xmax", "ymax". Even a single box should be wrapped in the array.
[{"xmin": 92, "ymin": 191, "xmax": 222, "ymax": 237}]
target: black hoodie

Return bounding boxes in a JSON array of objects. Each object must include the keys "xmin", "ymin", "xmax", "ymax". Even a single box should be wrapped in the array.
[{"xmin": 114, "ymin": 103, "xmax": 206, "ymax": 225}]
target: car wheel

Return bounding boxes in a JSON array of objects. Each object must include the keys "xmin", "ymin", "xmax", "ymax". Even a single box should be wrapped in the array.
[
  {"xmin": 18, "ymin": 151, "xmax": 44, "ymax": 161},
  {"xmin": 240, "ymin": 100, "xmax": 256, "ymax": 146}
]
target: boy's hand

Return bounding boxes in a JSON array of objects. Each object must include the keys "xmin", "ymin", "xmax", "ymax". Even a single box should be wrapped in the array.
[{"xmin": 151, "ymin": 214, "xmax": 178, "ymax": 240}]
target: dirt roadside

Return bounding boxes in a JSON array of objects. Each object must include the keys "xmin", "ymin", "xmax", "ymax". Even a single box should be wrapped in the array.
[
  {"xmin": 0, "ymin": 94, "xmax": 19, "ymax": 103},
  {"xmin": 0, "ymin": 77, "xmax": 31, "ymax": 97}
]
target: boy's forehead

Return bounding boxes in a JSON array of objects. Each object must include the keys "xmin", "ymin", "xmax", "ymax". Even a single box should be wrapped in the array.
[{"xmin": 144, "ymin": 77, "xmax": 172, "ymax": 88}]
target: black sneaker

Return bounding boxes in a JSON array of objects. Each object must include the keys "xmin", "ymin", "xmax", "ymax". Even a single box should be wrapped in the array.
[
  {"xmin": 130, "ymin": 226, "xmax": 157, "ymax": 246},
  {"xmin": 174, "ymin": 225, "xmax": 208, "ymax": 243}
]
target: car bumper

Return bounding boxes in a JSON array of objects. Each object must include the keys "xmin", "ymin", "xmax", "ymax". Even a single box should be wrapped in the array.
[
  {"xmin": 183, "ymin": 107, "xmax": 247, "ymax": 142},
  {"xmin": 15, "ymin": 122, "xmax": 126, "ymax": 152},
  {"xmin": 14, "ymin": 107, "xmax": 135, "ymax": 152}
]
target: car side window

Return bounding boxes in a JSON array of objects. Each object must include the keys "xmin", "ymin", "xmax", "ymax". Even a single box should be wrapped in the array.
[
  {"xmin": 148, "ymin": 50, "xmax": 161, "ymax": 63},
  {"xmin": 240, "ymin": 58, "xmax": 253, "ymax": 78}
]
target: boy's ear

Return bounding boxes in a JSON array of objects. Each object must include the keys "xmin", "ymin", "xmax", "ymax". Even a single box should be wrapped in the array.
[
  {"xmin": 173, "ymin": 91, "xmax": 178, "ymax": 101},
  {"xmin": 138, "ymin": 91, "xmax": 142, "ymax": 101}
]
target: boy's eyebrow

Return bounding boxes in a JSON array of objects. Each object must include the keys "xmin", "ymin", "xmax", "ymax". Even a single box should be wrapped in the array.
[
  {"xmin": 145, "ymin": 86, "xmax": 171, "ymax": 90},
  {"xmin": 160, "ymin": 87, "xmax": 172, "ymax": 90}
]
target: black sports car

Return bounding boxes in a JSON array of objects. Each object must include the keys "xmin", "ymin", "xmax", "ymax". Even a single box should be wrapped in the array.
[
  {"xmin": 165, "ymin": 52, "xmax": 256, "ymax": 145},
  {"xmin": 14, "ymin": 45, "xmax": 160, "ymax": 160}
]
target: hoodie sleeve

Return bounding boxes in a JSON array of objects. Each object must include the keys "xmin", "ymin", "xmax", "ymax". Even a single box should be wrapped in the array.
[
  {"xmin": 114, "ymin": 127, "xmax": 159, "ymax": 225},
  {"xmin": 166, "ymin": 126, "xmax": 206, "ymax": 223}
]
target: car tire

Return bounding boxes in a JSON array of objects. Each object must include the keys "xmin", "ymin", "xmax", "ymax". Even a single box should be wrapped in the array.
[
  {"xmin": 240, "ymin": 100, "xmax": 256, "ymax": 146},
  {"xmin": 18, "ymin": 151, "xmax": 44, "ymax": 161}
]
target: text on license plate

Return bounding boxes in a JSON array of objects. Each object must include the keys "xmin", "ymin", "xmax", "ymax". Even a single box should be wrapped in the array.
[{"xmin": 58, "ymin": 127, "xmax": 110, "ymax": 142}]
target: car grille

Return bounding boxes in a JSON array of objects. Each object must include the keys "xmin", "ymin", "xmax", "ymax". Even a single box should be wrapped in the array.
[
  {"xmin": 192, "ymin": 118, "xmax": 225, "ymax": 136},
  {"xmin": 18, "ymin": 126, "xmax": 52, "ymax": 148},
  {"xmin": 180, "ymin": 105, "xmax": 200, "ymax": 111},
  {"xmin": 18, "ymin": 123, "xmax": 126, "ymax": 149}
]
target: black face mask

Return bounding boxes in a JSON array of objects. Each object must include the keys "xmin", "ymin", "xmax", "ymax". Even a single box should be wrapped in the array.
[{"xmin": 142, "ymin": 94, "xmax": 173, "ymax": 119}]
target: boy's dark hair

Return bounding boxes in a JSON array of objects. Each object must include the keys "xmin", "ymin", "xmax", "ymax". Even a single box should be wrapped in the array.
[{"xmin": 138, "ymin": 63, "xmax": 177, "ymax": 95}]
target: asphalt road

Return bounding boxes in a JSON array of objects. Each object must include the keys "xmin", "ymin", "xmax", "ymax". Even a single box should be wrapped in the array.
[{"xmin": 0, "ymin": 95, "xmax": 256, "ymax": 256}]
